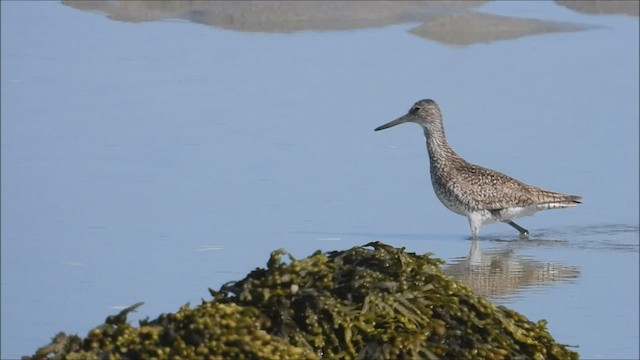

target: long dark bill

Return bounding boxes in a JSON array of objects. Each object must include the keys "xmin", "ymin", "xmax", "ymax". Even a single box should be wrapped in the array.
[{"xmin": 374, "ymin": 114, "xmax": 411, "ymax": 131}]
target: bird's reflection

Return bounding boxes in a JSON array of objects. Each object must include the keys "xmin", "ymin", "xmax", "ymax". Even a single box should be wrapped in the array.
[{"xmin": 445, "ymin": 239, "xmax": 580, "ymax": 302}]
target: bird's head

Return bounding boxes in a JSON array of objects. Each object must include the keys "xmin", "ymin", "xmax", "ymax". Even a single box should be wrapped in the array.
[{"xmin": 374, "ymin": 99, "xmax": 442, "ymax": 131}]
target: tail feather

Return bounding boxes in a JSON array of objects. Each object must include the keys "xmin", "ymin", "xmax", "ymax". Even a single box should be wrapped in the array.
[
  {"xmin": 535, "ymin": 193, "xmax": 582, "ymax": 210},
  {"xmin": 565, "ymin": 195, "xmax": 582, "ymax": 204},
  {"xmin": 530, "ymin": 189, "xmax": 582, "ymax": 209}
]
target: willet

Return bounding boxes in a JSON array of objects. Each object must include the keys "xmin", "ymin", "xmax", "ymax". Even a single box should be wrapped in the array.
[{"xmin": 374, "ymin": 99, "xmax": 582, "ymax": 239}]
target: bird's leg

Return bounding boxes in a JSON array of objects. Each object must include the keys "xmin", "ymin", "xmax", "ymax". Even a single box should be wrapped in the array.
[
  {"xmin": 504, "ymin": 220, "xmax": 529, "ymax": 239},
  {"xmin": 468, "ymin": 217, "xmax": 481, "ymax": 240}
]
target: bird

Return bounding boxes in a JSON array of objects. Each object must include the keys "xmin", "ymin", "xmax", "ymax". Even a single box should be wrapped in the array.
[{"xmin": 374, "ymin": 99, "xmax": 582, "ymax": 239}]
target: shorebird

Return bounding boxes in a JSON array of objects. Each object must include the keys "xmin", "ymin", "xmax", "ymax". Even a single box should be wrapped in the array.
[{"xmin": 374, "ymin": 99, "xmax": 582, "ymax": 239}]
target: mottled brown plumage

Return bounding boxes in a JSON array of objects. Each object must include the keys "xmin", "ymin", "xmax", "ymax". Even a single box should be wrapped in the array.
[{"xmin": 375, "ymin": 99, "xmax": 582, "ymax": 239}]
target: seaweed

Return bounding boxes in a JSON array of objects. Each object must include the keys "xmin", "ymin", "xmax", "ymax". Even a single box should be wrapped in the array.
[{"xmin": 26, "ymin": 241, "xmax": 578, "ymax": 360}]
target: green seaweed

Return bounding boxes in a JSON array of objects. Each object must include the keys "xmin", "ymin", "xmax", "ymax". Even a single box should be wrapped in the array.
[{"xmin": 26, "ymin": 242, "xmax": 578, "ymax": 360}]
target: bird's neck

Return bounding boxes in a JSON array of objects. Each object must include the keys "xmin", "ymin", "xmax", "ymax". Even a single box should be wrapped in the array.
[{"xmin": 423, "ymin": 124, "xmax": 459, "ymax": 165}]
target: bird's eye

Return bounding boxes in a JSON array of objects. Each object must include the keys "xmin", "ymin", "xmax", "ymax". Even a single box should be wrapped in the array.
[{"xmin": 410, "ymin": 106, "xmax": 421, "ymax": 114}]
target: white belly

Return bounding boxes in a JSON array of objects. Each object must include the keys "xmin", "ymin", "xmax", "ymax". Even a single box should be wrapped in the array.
[{"xmin": 470, "ymin": 206, "xmax": 539, "ymax": 226}]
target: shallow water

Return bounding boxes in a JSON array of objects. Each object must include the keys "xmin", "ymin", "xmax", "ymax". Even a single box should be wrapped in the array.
[{"xmin": 2, "ymin": 1, "xmax": 638, "ymax": 358}]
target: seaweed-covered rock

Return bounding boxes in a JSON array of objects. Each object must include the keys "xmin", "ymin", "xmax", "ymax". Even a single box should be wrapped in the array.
[{"xmin": 26, "ymin": 242, "xmax": 578, "ymax": 360}]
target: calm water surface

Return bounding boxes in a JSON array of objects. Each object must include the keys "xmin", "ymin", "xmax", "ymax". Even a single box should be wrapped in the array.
[{"xmin": 2, "ymin": 1, "xmax": 638, "ymax": 359}]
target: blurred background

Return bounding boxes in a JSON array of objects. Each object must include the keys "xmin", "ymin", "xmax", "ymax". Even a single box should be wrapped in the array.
[{"xmin": 2, "ymin": 1, "xmax": 638, "ymax": 358}]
